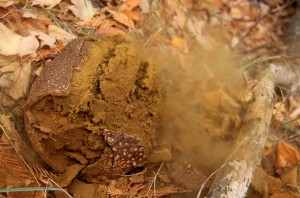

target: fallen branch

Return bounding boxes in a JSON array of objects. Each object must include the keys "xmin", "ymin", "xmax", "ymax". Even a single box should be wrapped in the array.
[{"xmin": 206, "ymin": 70, "xmax": 275, "ymax": 198}]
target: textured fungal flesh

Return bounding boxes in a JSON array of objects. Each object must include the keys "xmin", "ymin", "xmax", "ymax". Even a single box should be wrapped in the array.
[{"xmin": 24, "ymin": 36, "xmax": 160, "ymax": 180}]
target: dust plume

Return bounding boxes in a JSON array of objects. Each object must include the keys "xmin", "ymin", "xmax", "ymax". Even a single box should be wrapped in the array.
[{"xmin": 144, "ymin": 36, "xmax": 244, "ymax": 173}]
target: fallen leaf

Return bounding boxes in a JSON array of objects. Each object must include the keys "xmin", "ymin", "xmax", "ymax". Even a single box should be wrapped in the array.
[
  {"xmin": 76, "ymin": 17, "xmax": 105, "ymax": 28},
  {"xmin": 288, "ymin": 95, "xmax": 300, "ymax": 119},
  {"xmin": 8, "ymin": 61, "xmax": 32, "ymax": 100},
  {"xmin": 187, "ymin": 19, "xmax": 213, "ymax": 50},
  {"xmin": 0, "ymin": 73, "xmax": 12, "ymax": 90},
  {"xmin": 270, "ymin": 192, "xmax": 299, "ymax": 198},
  {"xmin": 18, "ymin": 35, "xmax": 39, "ymax": 57},
  {"xmin": 0, "ymin": 55, "xmax": 17, "ymax": 67},
  {"xmin": 69, "ymin": 0, "xmax": 95, "ymax": 20},
  {"xmin": 34, "ymin": 43, "xmax": 64, "ymax": 62},
  {"xmin": 139, "ymin": 0, "xmax": 150, "ymax": 13},
  {"xmin": 0, "ymin": 22, "xmax": 21, "ymax": 56},
  {"xmin": 275, "ymin": 140, "xmax": 300, "ymax": 185},
  {"xmin": 279, "ymin": 166, "xmax": 298, "ymax": 185},
  {"xmin": 276, "ymin": 140, "xmax": 300, "ymax": 170},
  {"xmin": 0, "ymin": 91, "xmax": 15, "ymax": 107},
  {"xmin": 203, "ymin": 89, "xmax": 222, "ymax": 108},
  {"xmin": 29, "ymin": 30, "xmax": 56, "ymax": 48},
  {"xmin": 22, "ymin": 10, "xmax": 38, "ymax": 19},
  {"xmin": 231, "ymin": 36, "xmax": 240, "ymax": 48},
  {"xmin": 201, "ymin": 0, "xmax": 223, "ymax": 10},
  {"xmin": 122, "ymin": 10, "xmax": 140, "ymax": 21},
  {"xmin": 272, "ymin": 101, "xmax": 287, "ymax": 123},
  {"xmin": 0, "ymin": 0, "xmax": 19, "ymax": 8},
  {"xmin": 0, "ymin": 61, "xmax": 19, "ymax": 75},
  {"xmin": 98, "ymin": 26, "xmax": 126, "ymax": 36},
  {"xmin": 125, "ymin": 0, "xmax": 141, "ymax": 10},
  {"xmin": 108, "ymin": 10, "xmax": 135, "ymax": 29},
  {"xmin": 262, "ymin": 142, "xmax": 276, "ymax": 156},
  {"xmin": 31, "ymin": 0, "xmax": 62, "ymax": 8},
  {"xmin": 171, "ymin": 37, "xmax": 188, "ymax": 52},
  {"xmin": 48, "ymin": 24, "xmax": 77, "ymax": 46},
  {"xmin": 22, "ymin": 18, "xmax": 49, "ymax": 34}
]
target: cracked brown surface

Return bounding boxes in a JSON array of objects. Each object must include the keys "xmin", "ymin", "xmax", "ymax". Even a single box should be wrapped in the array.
[{"xmin": 24, "ymin": 36, "xmax": 160, "ymax": 180}]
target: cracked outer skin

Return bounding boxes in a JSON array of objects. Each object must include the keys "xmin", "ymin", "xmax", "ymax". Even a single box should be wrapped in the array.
[{"xmin": 24, "ymin": 36, "xmax": 160, "ymax": 180}]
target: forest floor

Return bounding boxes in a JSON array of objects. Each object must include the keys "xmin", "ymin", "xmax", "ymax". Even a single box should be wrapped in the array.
[{"xmin": 0, "ymin": 0, "xmax": 300, "ymax": 198}]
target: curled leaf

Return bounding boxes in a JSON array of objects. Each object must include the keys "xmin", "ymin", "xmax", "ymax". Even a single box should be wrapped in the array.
[
  {"xmin": 18, "ymin": 35, "xmax": 39, "ymax": 57},
  {"xmin": 0, "ymin": 23, "xmax": 21, "ymax": 56},
  {"xmin": 31, "ymin": 0, "xmax": 62, "ymax": 8},
  {"xmin": 69, "ymin": 0, "xmax": 95, "ymax": 20},
  {"xmin": 8, "ymin": 61, "xmax": 32, "ymax": 100}
]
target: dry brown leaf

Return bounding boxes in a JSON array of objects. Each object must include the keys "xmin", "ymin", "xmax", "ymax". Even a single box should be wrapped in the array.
[
  {"xmin": 262, "ymin": 142, "xmax": 276, "ymax": 156},
  {"xmin": 272, "ymin": 101, "xmax": 287, "ymax": 123},
  {"xmin": 18, "ymin": 35, "xmax": 39, "ymax": 57},
  {"xmin": 276, "ymin": 140, "xmax": 300, "ymax": 170},
  {"xmin": 69, "ymin": 0, "xmax": 95, "ymax": 20},
  {"xmin": 8, "ymin": 61, "xmax": 32, "ymax": 100},
  {"xmin": 98, "ymin": 26, "xmax": 126, "ymax": 36},
  {"xmin": 0, "ymin": 55, "xmax": 17, "ymax": 67},
  {"xmin": 139, "ymin": 0, "xmax": 149, "ymax": 13},
  {"xmin": 22, "ymin": 18, "xmax": 49, "ymax": 34},
  {"xmin": 125, "ymin": 0, "xmax": 140, "ymax": 10},
  {"xmin": 0, "ymin": 0, "xmax": 20, "ymax": 8},
  {"xmin": 122, "ymin": 10, "xmax": 140, "ymax": 21},
  {"xmin": 21, "ymin": 10, "xmax": 38, "ymax": 19},
  {"xmin": 270, "ymin": 192, "xmax": 299, "ymax": 198},
  {"xmin": 201, "ymin": 0, "xmax": 223, "ymax": 10},
  {"xmin": 0, "ymin": 61, "xmax": 19, "ymax": 75},
  {"xmin": 29, "ymin": 30, "xmax": 56, "ymax": 48},
  {"xmin": 288, "ymin": 96, "xmax": 300, "ymax": 119},
  {"xmin": 76, "ymin": 17, "xmax": 105, "ymax": 28},
  {"xmin": 34, "ymin": 43, "xmax": 64, "ymax": 62},
  {"xmin": 108, "ymin": 10, "xmax": 135, "ymax": 29},
  {"xmin": 203, "ymin": 89, "xmax": 222, "ymax": 108},
  {"xmin": 0, "ymin": 73, "xmax": 12, "ymax": 89},
  {"xmin": 171, "ymin": 37, "xmax": 188, "ymax": 52},
  {"xmin": 0, "ymin": 22, "xmax": 21, "ymax": 56},
  {"xmin": 48, "ymin": 24, "xmax": 76, "ymax": 46},
  {"xmin": 0, "ymin": 23, "xmax": 39, "ymax": 58},
  {"xmin": 31, "ymin": 0, "xmax": 62, "ymax": 8}
]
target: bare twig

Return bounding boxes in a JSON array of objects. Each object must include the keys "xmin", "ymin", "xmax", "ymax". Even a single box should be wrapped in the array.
[
  {"xmin": 147, "ymin": 162, "xmax": 164, "ymax": 198},
  {"xmin": 206, "ymin": 70, "xmax": 275, "ymax": 197},
  {"xmin": 196, "ymin": 163, "xmax": 227, "ymax": 198},
  {"xmin": 233, "ymin": 1, "xmax": 295, "ymax": 49}
]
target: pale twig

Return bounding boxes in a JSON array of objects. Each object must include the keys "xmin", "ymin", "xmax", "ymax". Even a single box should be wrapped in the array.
[
  {"xmin": 233, "ymin": 0, "xmax": 295, "ymax": 49},
  {"xmin": 196, "ymin": 163, "xmax": 227, "ymax": 198},
  {"xmin": 147, "ymin": 162, "xmax": 164, "ymax": 198}
]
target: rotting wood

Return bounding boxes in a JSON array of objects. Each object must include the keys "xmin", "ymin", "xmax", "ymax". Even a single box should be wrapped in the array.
[{"xmin": 205, "ymin": 71, "xmax": 275, "ymax": 198}]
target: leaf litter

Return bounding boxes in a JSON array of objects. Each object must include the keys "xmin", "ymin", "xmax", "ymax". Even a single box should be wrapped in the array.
[{"xmin": 0, "ymin": 0, "xmax": 299, "ymax": 198}]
